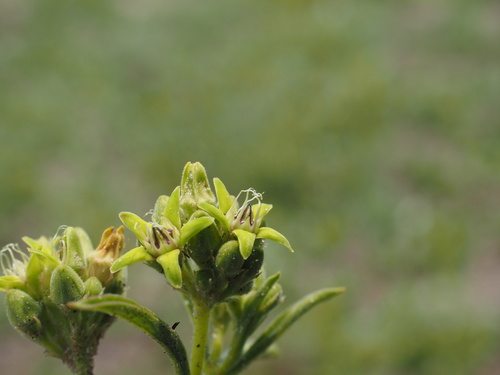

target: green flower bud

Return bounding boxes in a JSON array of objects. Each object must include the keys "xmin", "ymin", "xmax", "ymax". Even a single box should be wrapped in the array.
[
  {"xmin": 61, "ymin": 227, "xmax": 88, "ymax": 275},
  {"xmin": 216, "ymin": 240, "xmax": 244, "ymax": 278},
  {"xmin": 88, "ymin": 226, "xmax": 125, "ymax": 286},
  {"xmin": 84, "ymin": 276, "xmax": 103, "ymax": 296},
  {"xmin": 50, "ymin": 265, "xmax": 85, "ymax": 304},
  {"xmin": 5, "ymin": 289, "xmax": 43, "ymax": 341},
  {"xmin": 180, "ymin": 162, "xmax": 216, "ymax": 221}
]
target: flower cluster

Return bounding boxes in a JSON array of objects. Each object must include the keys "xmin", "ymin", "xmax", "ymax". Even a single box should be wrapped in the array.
[
  {"xmin": 0, "ymin": 226, "xmax": 126, "ymax": 373},
  {"xmin": 111, "ymin": 162, "xmax": 293, "ymax": 306}
]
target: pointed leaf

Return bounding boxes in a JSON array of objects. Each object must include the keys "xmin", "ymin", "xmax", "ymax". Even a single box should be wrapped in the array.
[
  {"xmin": 198, "ymin": 202, "xmax": 230, "ymax": 231},
  {"xmin": 227, "ymin": 287, "xmax": 345, "ymax": 375},
  {"xmin": 257, "ymin": 227, "xmax": 294, "ymax": 252},
  {"xmin": 69, "ymin": 295, "xmax": 190, "ymax": 375},
  {"xmin": 119, "ymin": 212, "xmax": 149, "ymax": 244},
  {"xmin": 179, "ymin": 217, "xmax": 215, "ymax": 247},
  {"xmin": 157, "ymin": 250, "xmax": 182, "ymax": 288},
  {"xmin": 110, "ymin": 246, "xmax": 153, "ymax": 273},
  {"xmin": 214, "ymin": 178, "xmax": 233, "ymax": 214},
  {"xmin": 164, "ymin": 186, "xmax": 181, "ymax": 230},
  {"xmin": 233, "ymin": 229, "xmax": 256, "ymax": 260}
]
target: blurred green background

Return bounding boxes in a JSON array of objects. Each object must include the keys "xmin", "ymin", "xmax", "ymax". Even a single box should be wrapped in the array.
[{"xmin": 1, "ymin": 0, "xmax": 499, "ymax": 374}]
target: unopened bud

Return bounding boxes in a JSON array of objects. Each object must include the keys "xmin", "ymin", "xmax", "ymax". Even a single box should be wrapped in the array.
[
  {"xmin": 88, "ymin": 226, "xmax": 125, "ymax": 286},
  {"xmin": 6, "ymin": 289, "xmax": 43, "ymax": 340},
  {"xmin": 180, "ymin": 162, "xmax": 216, "ymax": 220},
  {"xmin": 84, "ymin": 276, "xmax": 103, "ymax": 296},
  {"xmin": 50, "ymin": 265, "xmax": 85, "ymax": 304},
  {"xmin": 216, "ymin": 240, "xmax": 244, "ymax": 278},
  {"xmin": 62, "ymin": 227, "xmax": 88, "ymax": 274}
]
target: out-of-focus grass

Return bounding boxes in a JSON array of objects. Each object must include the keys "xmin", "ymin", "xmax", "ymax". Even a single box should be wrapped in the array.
[{"xmin": 0, "ymin": 0, "xmax": 499, "ymax": 374}]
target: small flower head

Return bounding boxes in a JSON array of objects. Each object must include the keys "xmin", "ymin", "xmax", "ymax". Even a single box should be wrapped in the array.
[{"xmin": 0, "ymin": 244, "xmax": 29, "ymax": 291}]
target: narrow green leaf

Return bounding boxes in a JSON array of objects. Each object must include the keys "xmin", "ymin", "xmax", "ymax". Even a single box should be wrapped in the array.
[
  {"xmin": 69, "ymin": 295, "xmax": 190, "ymax": 375},
  {"xmin": 240, "ymin": 273, "xmax": 281, "ymax": 333},
  {"xmin": 227, "ymin": 287, "xmax": 345, "ymax": 375},
  {"xmin": 164, "ymin": 186, "xmax": 182, "ymax": 230},
  {"xmin": 233, "ymin": 229, "xmax": 256, "ymax": 260},
  {"xmin": 213, "ymin": 178, "xmax": 233, "ymax": 214},
  {"xmin": 179, "ymin": 217, "xmax": 215, "ymax": 247},
  {"xmin": 110, "ymin": 246, "xmax": 153, "ymax": 273},
  {"xmin": 119, "ymin": 212, "xmax": 149, "ymax": 244},
  {"xmin": 157, "ymin": 250, "xmax": 182, "ymax": 288},
  {"xmin": 257, "ymin": 227, "xmax": 294, "ymax": 252},
  {"xmin": 198, "ymin": 202, "xmax": 230, "ymax": 231}
]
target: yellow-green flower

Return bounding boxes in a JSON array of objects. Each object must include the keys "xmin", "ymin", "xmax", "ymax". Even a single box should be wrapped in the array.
[
  {"xmin": 111, "ymin": 187, "xmax": 214, "ymax": 288},
  {"xmin": 199, "ymin": 179, "xmax": 294, "ymax": 259}
]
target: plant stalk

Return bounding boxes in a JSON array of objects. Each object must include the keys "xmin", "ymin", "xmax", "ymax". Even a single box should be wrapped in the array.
[{"xmin": 190, "ymin": 302, "xmax": 211, "ymax": 375}]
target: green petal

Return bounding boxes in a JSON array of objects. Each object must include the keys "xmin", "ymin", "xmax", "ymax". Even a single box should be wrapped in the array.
[
  {"xmin": 253, "ymin": 203, "xmax": 273, "ymax": 221},
  {"xmin": 119, "ymin": 212, "xmax": 149, "ymax": 244},
  {"xmin": 0, "ymin": 276, "xmax": 25, "ymax": 291},
  {"xmin": 198, "ymin": 202, "xmax": 230, "ymax": 231},
  {"xmin": 110, "ymin": 246, "xmax": 153, "ymax": 273},
  {"xmin": 164, "ymin": 186, "xmax": 181, "ymax": 230},
  {"xmin": 233, "ymin": 229, "xmax": 256, "ymax": 260},
  {"xmin": 179, "ymin": 217, "xmax": 215, "ymax": 247},
  {"xmin": 214, "ymin": 178, "xmax": 233, "ymax": 214},
  {"xmin": 27, "ymin": 248, "xmax": 60, "ymax": 266},
  {"xmin": 257, "ymin": 227, "xmax": 294, "ymax": 252},
  {"xmin": 22, "ymin": 236, "xmax": 51, "ymax": 255},
  {"xmin": 156, "ymin": 250, "xmax": 182, "ymax": 288}
]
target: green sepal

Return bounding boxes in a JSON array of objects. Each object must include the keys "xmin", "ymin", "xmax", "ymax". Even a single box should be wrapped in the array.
[
  {"xmin": 257, "ymin": 227, "xmax": 294, "ymax": 252},
  {"xmin": 110, "ymin": 246, "xmax": 154, "ymax": 273},
  {"xmin": 233, "ymin": 229, "xmax": 256, "ymax": 260},
  {"xmin": 179, "ymin": 216, "xmax": 215, "ymax": 247},
  {"xmin": 68, "ymin": 294, "xmax": 190, "ymax": 375},
  {"xmin": 198, "ymin": 202, "xmax": 230, "ymax": 232},
  {"xmin": 213, "ymin": 178, "xmax": 233, "ymax": 214},
  {"xmin": 215, "ymin": 240, "xmax": 244, "ymax": 277},
  {"xmin": 6, "ymin": 289, "xmax": 43, "ymax": 339},
  {"xmin": 119, "ymin": 212, "xmax": 149, "ymax": 245},
  {"xmin": 156, "ymin": 250, "xmax": 182, "ymax": 288},
  {"xmin": 84, "ymin": 276, "xmax": 103, "ymax": 296},
  {"xmin": 50, "ymin": 265, "xmax": 85, "ymax": 304},
  {"xmin": 0, "ymin": 275, "xmax": 25, "ymax": 291},
  {"xmin": 164, "ymin": 186, "xmax": 182, "ymax": 230},
  {"xmin": 227, "ymin": 287, "xmax": 345, "ymax": 375}
]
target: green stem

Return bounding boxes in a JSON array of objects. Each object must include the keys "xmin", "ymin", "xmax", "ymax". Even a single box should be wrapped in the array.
[{"xmin": 190, "ymin": 302, "xmax": 211, "ymax": 375}]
